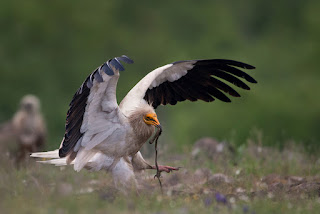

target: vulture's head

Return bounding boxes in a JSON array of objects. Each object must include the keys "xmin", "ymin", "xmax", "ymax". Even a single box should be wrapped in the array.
[
  {"xmin": 143, "ymin": 113, "xmax": 161, "ymax": 129},
  {"xmin": 142, "ymin": 111, "xmax": 162, "ymax": 145},
  {"xmin": 127, "ymin": 103, "xmax": 162, "ymax": 141},
  {"xmin": 19, "ymin": 94, "xmax": 40, "ymax": 114}
]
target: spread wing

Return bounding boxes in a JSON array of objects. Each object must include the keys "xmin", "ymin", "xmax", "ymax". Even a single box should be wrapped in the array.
[
  {"xmin": 120, "ymin": 59, "xmax": 256, "ymax": 113},
  {"xmin": 59, "ymin": 56, "xmax": 134, "ymax": 169}
]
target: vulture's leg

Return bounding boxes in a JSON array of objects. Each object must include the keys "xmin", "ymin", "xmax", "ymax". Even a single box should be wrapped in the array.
[
  {"xmin": 150, "ymin": 165, "xmax": 180, "ymax": 173},
  {"xmin": 132, "ymin": 151, "xmax": 179, "ymax": 173},
  {"xmin": 112, "ymin": 157, "xmax": 137, "ymax": 193}
]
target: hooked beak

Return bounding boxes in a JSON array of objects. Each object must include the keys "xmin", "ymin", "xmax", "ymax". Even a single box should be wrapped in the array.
[
  {"xmin": 144, "ymin": 113, "xmax": 161, "ymax": 129},
  {"xmin": 155, "ymin": 124, "xmax": 162, "ymax": 132}
]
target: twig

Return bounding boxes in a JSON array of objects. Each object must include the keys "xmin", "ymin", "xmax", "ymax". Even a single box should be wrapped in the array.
[{"xmin": 151, "ymin": 127, "xmax": 163, "ymax": 194}]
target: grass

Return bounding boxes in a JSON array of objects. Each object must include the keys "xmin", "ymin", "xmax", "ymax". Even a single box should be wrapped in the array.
[{"xmin": 1, "ymin": 137, "xmax": 320, "ymax": 214}]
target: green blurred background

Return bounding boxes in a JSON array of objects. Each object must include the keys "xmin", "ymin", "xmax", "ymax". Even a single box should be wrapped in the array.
[{"xmin": 1, "ymin": 0, "xmax": 319, "ymax": 151}]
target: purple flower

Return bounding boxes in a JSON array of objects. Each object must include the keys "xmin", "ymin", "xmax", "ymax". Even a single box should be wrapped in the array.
[{"xmin": 215, "ymin": 192, "xmax": 227, "ymax": 204}]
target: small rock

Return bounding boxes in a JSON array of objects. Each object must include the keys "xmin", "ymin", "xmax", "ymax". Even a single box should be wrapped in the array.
[
  {"xmin": 235, "ymin": 169, "xmax": 241, "ymax": 176},
  {"xmin": 191, "ymin": 137, "xmax": 233, "ymax": 160},
  {"xmin": 267, "ymin": 192, "xmax": 274, "ymax": 199},
  {"xmin": 239, "ymin": 195, "xmax": 249, "ymax": 202},
  {"xmin": 194, "ymin": 168, "xmax": 213, "ymax": 185},
  {"xmin": 288, "ymin": 182, "xmax": 320, "ymax": 196},
  {"xmin": 236, "ymin": 187, "xmax": 246, "ymax": 193},
  {"xmin": 287, "ymin": 176, "xmax": 305, "ymax": 186},
  {"xmin": 261, "ymin": 174, "xmax": 286, "ymax": 185},
  {"xmin": 208, "ymin": 173, "xmax": 233, "ymax": 185}
]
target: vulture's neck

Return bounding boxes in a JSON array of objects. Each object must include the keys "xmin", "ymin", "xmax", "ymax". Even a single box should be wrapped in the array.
[{"xmin": 128, "ymin": 105, "xmax": 156, "ymax": 144}]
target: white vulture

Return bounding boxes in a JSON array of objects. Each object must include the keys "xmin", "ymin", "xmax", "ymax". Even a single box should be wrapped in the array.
[{"xmin": 31, "ymin": 55, "xmax": 256, "ymax": 191}]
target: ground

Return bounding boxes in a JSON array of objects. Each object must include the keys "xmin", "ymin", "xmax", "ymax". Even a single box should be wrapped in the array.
[{"xmin": 1, "ymin": 137, "xmax": 320, "ymax": 214}]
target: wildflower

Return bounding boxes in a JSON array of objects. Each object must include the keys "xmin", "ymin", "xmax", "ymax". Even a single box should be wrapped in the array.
[{"xmin": 215, "ymin": 192, "xmax": 227, "ymax": 204}]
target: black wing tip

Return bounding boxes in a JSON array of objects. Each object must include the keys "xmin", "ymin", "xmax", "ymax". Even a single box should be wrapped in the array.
[
  {"xmin": 220, "ymin": 96, "xmax": 232, "ymax": 103},
  {"xmin": 241, "ymin": 63, "xmax": 255, "ymax": 70},
  {"xmin": 102, "ymin": 55, "xmax": 134, "ymax": 75},
  {"xmin": 243, "ymin": 85, "xmax": 250, "ymax": 90},
  {"xmin": 217, "ymin": 59, "xmax": 255, "ymax": 70},
  {"xmin": 247, "ymin": 65, "xmax": 256, "ymax": 69},
  {"xmin": 212, "ymin": 96, "xmax": 231, "ymax": 103},
  {"xmin": 195, "ymin": 59, "xmax": 255, "ymax": 70},
  {"xmin": 58, "ymin": 148, "xmax": 66, "ymax": 158},
  {"xmin": 251, "ymin": 79, "xmax": 258, "ymax": 84},
  {"xmin": 117, "ymin": 55, "xmax": 134, "ymax": 64},
  {"xmin": 172, "ymin": 58, "xmax": 255, "ymax": 70},
  {"xmin": 84, "ymin": 55, "xmax": 134, "ymax": 89},
  {"xmin": 245, "ymin": 76, "xmax": 258, "ymax": 84},
  {"xmin": 233, "ymin": 93, "xmax": 241, "ymax": 98}
]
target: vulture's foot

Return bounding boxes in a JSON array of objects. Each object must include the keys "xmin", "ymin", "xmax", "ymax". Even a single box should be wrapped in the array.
[{"xmin": 152, "ymin": 165, "xmax": 180, "ymax": 173}]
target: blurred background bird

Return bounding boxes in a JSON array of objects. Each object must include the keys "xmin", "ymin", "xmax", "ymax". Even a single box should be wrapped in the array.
[{"xmin": 0, "ymin": 94, "xmax": 47, "ymax": 166}]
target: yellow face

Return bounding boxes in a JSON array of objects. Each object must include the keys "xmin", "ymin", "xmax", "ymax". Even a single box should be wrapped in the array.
[{"xmin": 143, "ymin": 113, "xmax": 160, "ymax": 127}]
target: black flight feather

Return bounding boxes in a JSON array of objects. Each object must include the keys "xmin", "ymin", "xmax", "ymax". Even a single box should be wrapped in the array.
[{"xmin": 143, "ymin": 59, "xmax": 256, "ymax": 109}]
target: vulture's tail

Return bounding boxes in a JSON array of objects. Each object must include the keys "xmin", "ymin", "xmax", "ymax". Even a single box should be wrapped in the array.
[
  {"xmin": 30, "ymin": 149, "xmax": 59, "ymax": 158},
  {"xmin": 30, "ymin": 150, "xmax": 71, "ymax": 166},
  {"xmin": 30, "ymin": 150, "xmax": 112, "ymax": 170},
  {"xmin": 31, "ymin": 150, "xmax": 119, "ymax": 172}
]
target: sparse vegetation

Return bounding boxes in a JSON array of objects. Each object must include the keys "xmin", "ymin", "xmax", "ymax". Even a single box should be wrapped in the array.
[{"xmin": 1, "ymin": 137, "xmax": 319, "ymax": 213}]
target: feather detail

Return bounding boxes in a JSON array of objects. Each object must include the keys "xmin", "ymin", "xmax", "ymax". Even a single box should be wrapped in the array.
[
  {"xmin": 30, "ymin": 149, "xmax": 59, "ymax": 158},
  {"xmin": 120, "ymin": 59, "xmax": 256, "ymax": 112},
  {"xmin": 59, "ymin": 56, "xmax": 133, "ymax": 158},
  {"xmin": 74, "ymin": 148, "xmax": 97, "ymax": 172}
]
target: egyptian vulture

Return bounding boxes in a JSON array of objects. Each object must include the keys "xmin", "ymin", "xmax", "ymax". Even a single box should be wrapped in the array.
[{"xmin": 32, "ymin": 55, "xmax": 256, "ymax": 191}]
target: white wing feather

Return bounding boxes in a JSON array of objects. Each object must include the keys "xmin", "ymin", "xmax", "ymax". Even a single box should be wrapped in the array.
[
  {"xmin": 73, "ymin": 69, "xmax": 129, "ymax": 171},
  {"xmin": 119, "ymin": 61, "xmax": 195, "ymax": 115}
]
